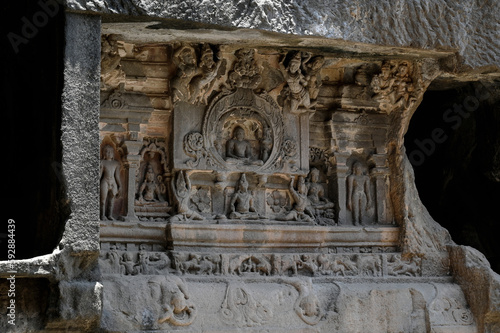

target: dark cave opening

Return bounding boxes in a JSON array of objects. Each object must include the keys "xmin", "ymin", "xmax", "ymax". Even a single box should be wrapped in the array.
[
  {"xmin": 2, "ymin": 2, "xmax": 68, "ymax": 260},
  {"xmin": 405, "ymin": 82, "xmax": 500, "ymax": 273}
]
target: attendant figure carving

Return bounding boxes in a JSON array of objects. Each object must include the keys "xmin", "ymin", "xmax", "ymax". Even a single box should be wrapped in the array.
[
  {"xmin": 100, "ymin": 144, "xmax": 122, "ymax": 221},
  {"xmin": 303, "ymin": 54, "xmax": 325, "ymax": 102},
  {"xmin": 278, "ymin": 177, "xmax": 315, "ymax": 224},
  {"xmin": 229, "ymin": 174, "xmax": 261, "ymax": 220},
  {"xmin": 170, "ymin": 171, "xmax": 204, "ymax": 222},
  {"xmin": 307, "ymin": 168, "xmax": 334, "ymax": 211},
  {"xmin": 260, "ymin": 127, "xmax": 273, "ymax": 162}
]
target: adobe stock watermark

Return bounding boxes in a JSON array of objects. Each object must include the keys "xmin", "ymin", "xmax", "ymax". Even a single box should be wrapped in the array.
[
  {"xmin": 6, "ymin": 219, "xmax": 17, "ymax": 326},
  {"xmin": 408, "ymin": 83, "xmax": 491, "ymax": 167},
  {"xmin": 7, "ymin": 0, "xmax": 63, "ymax": 54}
]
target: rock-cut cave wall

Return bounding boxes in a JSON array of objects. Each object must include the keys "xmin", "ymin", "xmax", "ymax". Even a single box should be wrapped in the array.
[{"xmin": 1, "ymin": 1, "xmax": 500, "ymax": 332}]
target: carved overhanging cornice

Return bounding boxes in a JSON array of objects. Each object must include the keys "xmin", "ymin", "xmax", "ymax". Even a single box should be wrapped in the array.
[{"xmin": 100, "ymin": 40, "xmax": 437, "ymax": 123}]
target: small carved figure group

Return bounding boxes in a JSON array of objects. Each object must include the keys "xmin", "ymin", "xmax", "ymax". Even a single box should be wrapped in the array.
[
  {"xmin": 99, "ymin": 245, "xmax": 171, "ymax": 276},
  {"xmin": 171, "ymin": 44, "xmax": 225, "ymax": 105},
  {"xmin": 275, "ymin": 171, "xmax": 334, "ymax": 225},
  {"xmin": 370, "ymin": 60, "xmax": 417, "ymax": 112}
]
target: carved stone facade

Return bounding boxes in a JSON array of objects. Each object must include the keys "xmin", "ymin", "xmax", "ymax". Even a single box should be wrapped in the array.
[
  {"xmin": 94, "ymin": 37, "xmax": 482, "ymax": 332},
  {"xmin": 4, "ymin": 3, "xmax": 500, "ymax": 332},
  {"xmin": 99, "ymin": 43, "xmax": 409, "ymax": 228}
]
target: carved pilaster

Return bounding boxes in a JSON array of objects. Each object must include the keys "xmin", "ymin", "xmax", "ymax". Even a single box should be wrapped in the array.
[
  {"xmin": 124, "ymin": 140, "xmax": 142, "ymax": 221},
  {"xmin": 334, "ymin": 153, "xmax": 350, "ymax": 225}
]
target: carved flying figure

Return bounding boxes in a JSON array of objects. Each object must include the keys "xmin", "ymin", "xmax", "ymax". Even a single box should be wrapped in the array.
[
  {"xmin": 188, "ymin": 44, "xmax": 225, "ymax": 104},
  {"xmin": 302, "ymin": 53, "xmax": 325, "ymax": 102},
  {"xmin": 171, "ymin": 45, "xmax": 198, "ymax": 103},
  {"xmin": 279, "ymin": 51, "xmax": 316, "ymax": 114},
  {"xmin": 370, "ymin": 61, "xmax": 417, "ymax": 112}
]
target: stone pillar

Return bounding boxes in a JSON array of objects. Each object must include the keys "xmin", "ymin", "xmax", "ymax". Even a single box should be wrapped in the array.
[
  {"xmin": 57, "ymin": 12, "xmax": 103, "ymax": 330},
  {"xmin": 124, "ymin": 140, "xmax": 143, "ymax": 221},
  {"xmin": 335, "ymin": 153, "xmax": 350, "ymax": 225},
  {"xmin": 370, "ymin": 154, "xmax": 394, "ymax": 225},
  {"xmin": 371, "ymin": 167, "xmax": 387, "ymax": 224},
  {"xmin": 299, "ymin": 113, "xmax": 310, "ymax": 172}
]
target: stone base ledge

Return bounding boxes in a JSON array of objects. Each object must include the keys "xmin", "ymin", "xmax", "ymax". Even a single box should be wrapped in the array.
[{"xmin": 167, "ymin": 223, "xmax": 400, "ymax": 252}]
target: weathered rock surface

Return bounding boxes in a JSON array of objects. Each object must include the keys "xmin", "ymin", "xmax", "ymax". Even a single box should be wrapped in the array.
[{"xmin": 66, "ymin": 0, "xmax": 500, "ymax": 69}]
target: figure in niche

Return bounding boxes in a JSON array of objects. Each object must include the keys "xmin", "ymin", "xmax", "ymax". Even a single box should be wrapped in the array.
[
  {"xmin": 260, "ymin": 127, "xmax": 273, "ymax": 162},
  {"xmin": 279, "ymin": 51, "xmax": 316, "ymax": 114},
  {"xmin": 278, "ymin": 177, "xmax": 315, "ymax": 224},
  {"xmin": 149, "ymin": 275, "xmax": 197, "ymax": 326},
  {"xmin": 225, "ymin": 126, "xmax": 263, "ymax": 166},
  {"xmin": 170, "ymin": 170, "xmax": 204, "ymax": 222},
  {"xmin": 347, "ymin": 162, "xmax": 372, "ymax": 226},
  {"xmin": 188, "ymin": 44, "xmax": 225, "ymax": 104},
  {"xmin": 171, "ymin": 46, "xmax": 198, "ymax": 103},
  {"xmin": 138, "ymin": 164, "xmax": 166, "ymax": 203},
  {"xmin": 229, "ymin": 174, "xmax": 262, "ymax": 220},
  {"xmin": 303, "ymin": 54, "xmax": 325, "ymax": 101},
  {"xmin": 100, "ymin": 144, "xmax": 122, "ymax": 221}
]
